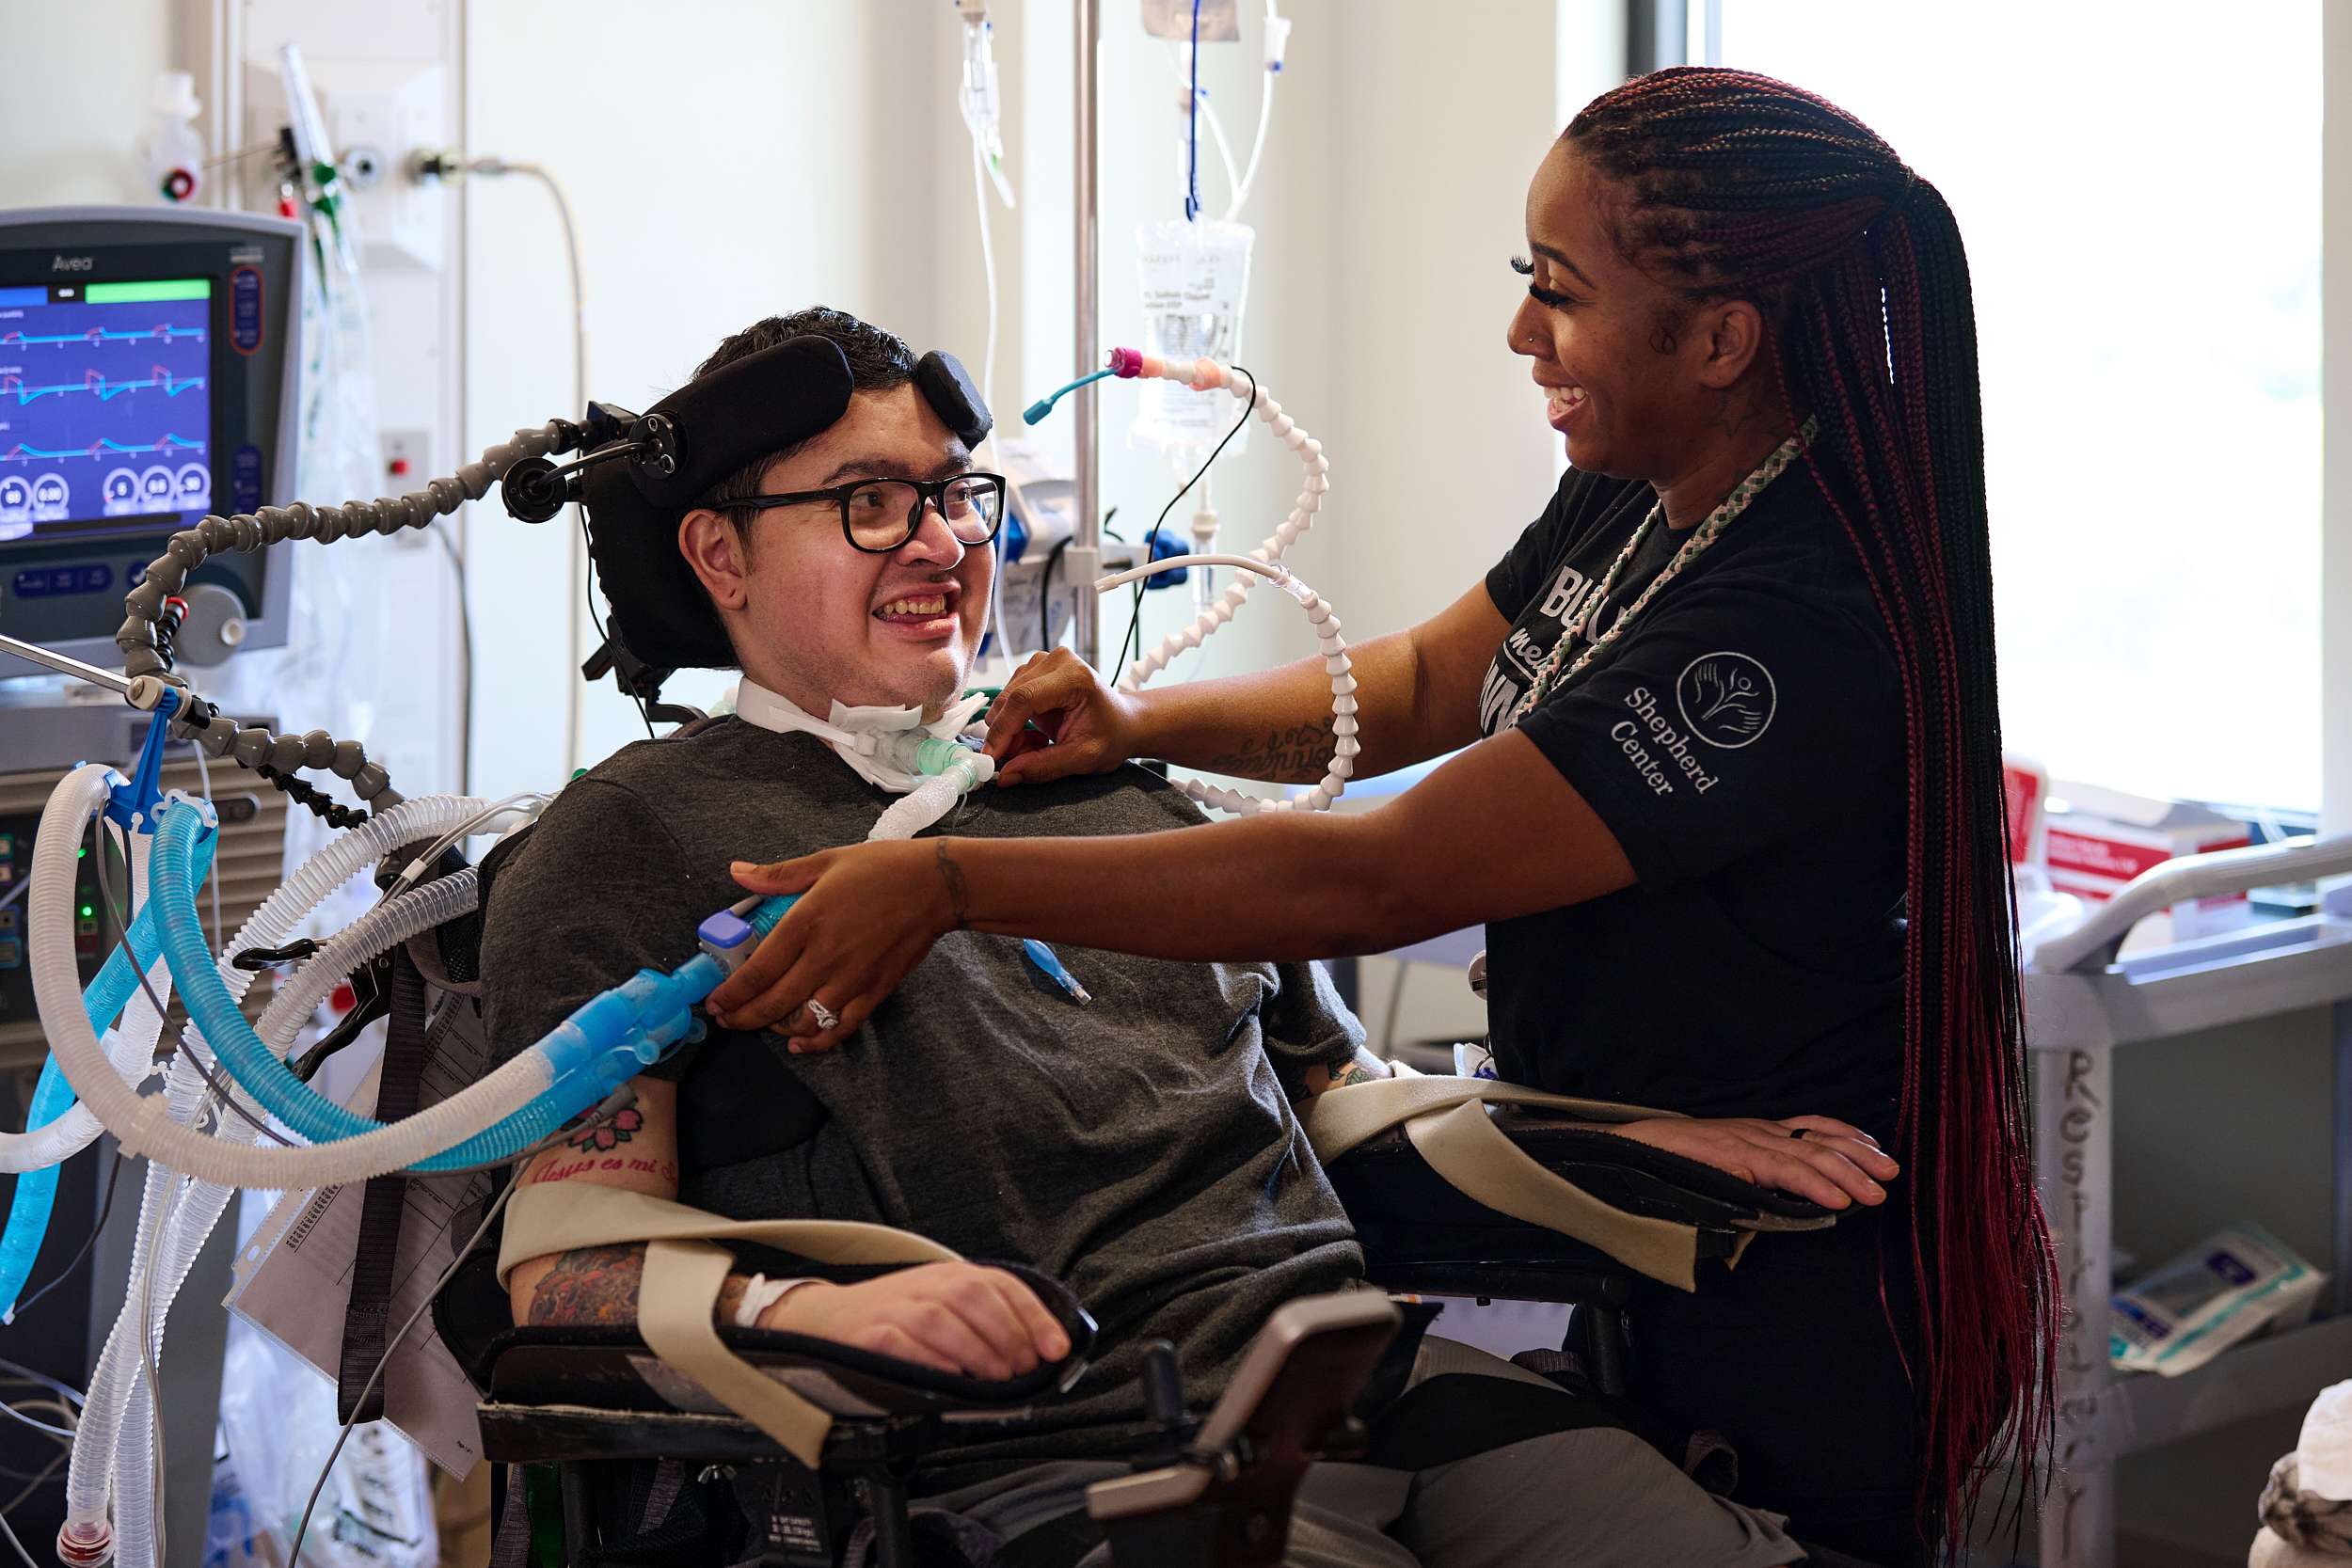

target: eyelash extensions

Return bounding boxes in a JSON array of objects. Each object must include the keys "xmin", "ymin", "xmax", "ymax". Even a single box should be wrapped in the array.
[{"xmin": 1509, "ymin": 254, "xmax": 1575, "ymax": 310}]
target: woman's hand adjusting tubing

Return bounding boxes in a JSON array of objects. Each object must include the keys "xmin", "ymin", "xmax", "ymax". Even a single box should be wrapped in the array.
[
  {"xmin": 982, "ymin": 648, "xmax": 1149, "ymax": 787},
  {"xmin": 704, "ymin": 840, "xmax": 961, "ymax": 1053}
]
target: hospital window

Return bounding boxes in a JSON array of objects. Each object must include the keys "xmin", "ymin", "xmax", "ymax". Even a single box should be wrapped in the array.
[{"xmin": 1662, "ymin": 1, "xmax": 2324, "ymax": 815}]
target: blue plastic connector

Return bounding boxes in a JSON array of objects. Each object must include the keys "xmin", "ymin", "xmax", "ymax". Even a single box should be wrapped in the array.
[
  {"xmin": 697, "ymin": 895, "xmax": 801, "ymax": 976},
  {"xmin": 103, "ymin": 691, "xmax": 182, "ymax": 837}
]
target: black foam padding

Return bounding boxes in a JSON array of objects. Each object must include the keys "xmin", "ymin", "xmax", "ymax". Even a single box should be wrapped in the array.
[
  {"xmin": 580, "ymin": 336, "xmax": 852, "ymax": 671},
  {"xmin": 916, "ymin": 350, "xmax": 993, "ymax": 448}
]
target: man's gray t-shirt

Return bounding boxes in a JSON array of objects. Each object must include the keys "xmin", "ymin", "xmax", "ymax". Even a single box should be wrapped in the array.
[{"xmin": 478, "ymin": 718, "xmax": 1365, "ymax": 1454}]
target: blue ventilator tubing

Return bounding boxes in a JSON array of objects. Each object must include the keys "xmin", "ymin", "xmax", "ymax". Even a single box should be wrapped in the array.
[
  {"xmin": 696, "ymin": 894, "xmax": 802, "ymax": 974},
  {"xmin": 0, "ymin": 833, "xmax": 219, "ymax": 1322},
  {"xmin": 150, "ymin": 800, "xmax": 713, "ymax": 1173}
]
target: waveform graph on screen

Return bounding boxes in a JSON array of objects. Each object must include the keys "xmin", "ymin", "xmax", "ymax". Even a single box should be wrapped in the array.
[{"xmin": 0, "ymin": 279, "xmax": 213, "ymax": 542}]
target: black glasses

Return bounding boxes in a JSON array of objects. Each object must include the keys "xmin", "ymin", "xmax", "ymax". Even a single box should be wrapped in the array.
[{"xmin": 716, "ymin": 472, "xmax": 1008, "ymax": 554}]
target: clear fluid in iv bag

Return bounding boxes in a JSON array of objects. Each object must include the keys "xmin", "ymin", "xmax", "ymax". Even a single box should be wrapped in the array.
[{"xmin": 1133, "ymin": 219, "xmax": 1256, "ymax": 457}]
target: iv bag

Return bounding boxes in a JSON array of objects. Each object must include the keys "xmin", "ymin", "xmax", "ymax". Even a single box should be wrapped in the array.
[{"xmin": 1131, "ymin": 219, "xmax": 1255, "ymax": 457}]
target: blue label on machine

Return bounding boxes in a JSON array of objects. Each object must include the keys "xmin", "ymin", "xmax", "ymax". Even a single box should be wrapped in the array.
[
  {"xmin": 230, "ymin": 265, "xmax": 262, "ymax": 354},
  {"xmin": 231, "ymin": 444, "xmax": 262, "ymax": 514}
]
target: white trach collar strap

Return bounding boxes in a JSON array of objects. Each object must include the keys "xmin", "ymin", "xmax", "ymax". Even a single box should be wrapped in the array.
[{"xmin": 732, "ymin": 677, "xmax": 989, "ymax": 795}]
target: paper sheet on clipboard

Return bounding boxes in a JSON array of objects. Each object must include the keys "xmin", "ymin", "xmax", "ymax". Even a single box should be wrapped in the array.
[{"xmin": 225, "ymin": 994, "xmax": 499, "ymax": 1480}]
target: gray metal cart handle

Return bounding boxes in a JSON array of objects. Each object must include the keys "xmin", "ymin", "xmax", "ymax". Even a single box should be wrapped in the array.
[{"xmin": 2028, "ymin": 833, "xmax": 2352, "ymax": 975}]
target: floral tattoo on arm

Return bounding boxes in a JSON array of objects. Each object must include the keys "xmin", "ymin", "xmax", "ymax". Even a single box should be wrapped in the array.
[
  {"xmin": 561, "ymin": 1104, "xmax": 643, "ymax": 1152},
  {"xmin": 526, "ymin": 1243, "xmax": 645, "ymax": 1326}
]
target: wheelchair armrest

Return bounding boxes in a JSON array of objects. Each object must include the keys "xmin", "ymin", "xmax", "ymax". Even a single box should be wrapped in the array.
[
  {"xmin": 1333, "ymin": 1108, "xmax": 1831, "ymax": 1229},
  {"xmin": 1326, "ymin": 1105, "xmax": 1835, "ymax": 1294},
  {"xmin": 439, "ymin": 1247, "xmax": 1095, "ymax": 1419},
  {"xmin": 1482, "ymin": 1108, "xmax": 1834, "ymax": 1225}
]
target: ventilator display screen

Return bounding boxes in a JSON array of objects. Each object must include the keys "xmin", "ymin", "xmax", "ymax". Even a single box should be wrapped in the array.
[{"xmin": 0, "ymin": 278, "xmax": 214, "ymax": 545}]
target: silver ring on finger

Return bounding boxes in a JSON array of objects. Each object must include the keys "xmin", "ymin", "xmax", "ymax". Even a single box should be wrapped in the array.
[{"xmin": 805, "ymin": 998, "xmax": 839, "ymax": 1031}]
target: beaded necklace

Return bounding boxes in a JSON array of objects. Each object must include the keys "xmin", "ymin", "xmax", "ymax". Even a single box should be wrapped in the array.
[{"xmin": 1508, "ymin": 420, "xmax": 1815, "ymax": 727}]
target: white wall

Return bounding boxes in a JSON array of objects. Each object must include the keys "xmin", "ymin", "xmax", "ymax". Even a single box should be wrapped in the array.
[
  {"xmin": 462, "ymin": 0, "xmax": 966, "ymax": 798},
  {"xmin": 0, "ymin": 0, "xmax": 179, "ymax": 208}
]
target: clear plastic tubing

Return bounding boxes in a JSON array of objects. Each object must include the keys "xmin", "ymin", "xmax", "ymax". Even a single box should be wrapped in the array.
[
  {"xmin": 30, "ymin": 775, "xmax": 648, "ymax": 1187},
  {"xmin": 0, "ymin": 849, "xmax": 209, "ymax": 1319},
  {"xmin": 143, "ymin": 798, "xmax": 653, "ymax": 1180},
  {"xmin": 253, "ymin": 867, "xmax": 480, "ymax": 1054},
  {"xmin": 42, "ymin": 779, "xmax": 514, "ymax": 1565}
]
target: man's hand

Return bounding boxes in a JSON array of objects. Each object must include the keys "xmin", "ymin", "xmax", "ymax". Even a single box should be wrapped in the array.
[
  {"xmin": 705, "ymin": 839, "xmax": 961, "ymax": 1050},
  {"xmin": 982, "ymin": 649, "xmax": 1147, "ymax": 787},
  {"xmin": 1605, "ymin": 1115, "xmax": 1898, "ymax": 1210},
  {"xmin": 759, "ymin": 1262, "xmax": 1072, "ymax": 1380}
]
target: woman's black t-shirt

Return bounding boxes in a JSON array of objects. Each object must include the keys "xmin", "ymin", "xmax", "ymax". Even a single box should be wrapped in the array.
[{"xmin": 1478, "ymin": 459, "xmax": 1908, "ymax": 1137}]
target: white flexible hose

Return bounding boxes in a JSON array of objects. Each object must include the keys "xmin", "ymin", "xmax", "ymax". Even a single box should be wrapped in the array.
[
  {"xmin": 255, "ymin": 869, "xmax": 481, "ymax": 1054},
  {"xmin": 46, "ymin": 785, "xmax": 519, "ymax": 1564},
  {"xmin": 1105, "ymin": 358, "xmax": 1349, "ymax": 815},
  {"xmin": 1099, "ymin": 550, "xmax": 1353, "ymax": 815},
  {"xmin": 29, "ymin": 777, "xmax": 564, "ymax": 1188},
  {"xmin": 0, "ymin": 957, "xmax": 169, "ymax": 1175}
]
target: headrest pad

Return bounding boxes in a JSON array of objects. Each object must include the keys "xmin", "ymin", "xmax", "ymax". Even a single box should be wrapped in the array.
[{"xmin": 580, "ymin": 337, "xmax": 993, "ymax": 673}]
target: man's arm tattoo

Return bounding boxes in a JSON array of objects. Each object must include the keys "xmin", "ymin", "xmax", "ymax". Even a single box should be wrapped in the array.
[
  {"xmin": 526, "ymin": 1244, "xmax": 756, "ymax": 1330},
  {"xmin": 934, "ymin": 841, "xmax": 972, "ymax": 927},
  {"xmin": 526, "ymin": 1243, "xmax": 645, "ymax": 1326},
  {"xmin": 558, "ymin": 1103, "xmax": 644, "ymax": 1153},
  {"xmin": 1201, "ymin": 718, "xmax": 1339, "ymax": 784}
]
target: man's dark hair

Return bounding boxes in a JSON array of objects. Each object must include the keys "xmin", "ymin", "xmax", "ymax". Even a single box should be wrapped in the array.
[{"xmin": 694, "ymin": 307, "xmax": 917, "ymax": 561}]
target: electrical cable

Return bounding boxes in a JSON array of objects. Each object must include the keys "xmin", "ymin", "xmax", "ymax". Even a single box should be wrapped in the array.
[
  {"xmin": 1131, "ymin": 366, "xmax": 1256, "ymax": 681},
  {"xmin": 1040, "ymin": 536, "xmax": 1073, "ymax": 653},
  {"xmin": 285, "ymin": 1172, "xmax": 524, "ymax": 1566},
  {"xmin": 467, "ymin": 157, "xmax": 596, "ymax": 761},
  {"xmin": 6, "ymin": 1150, "xmax": 123, "ymax": 1323},
  {"xmin": 579, "ymin": 515, "xmax": 656, "ymax": 742},
  {"xmin": 433, "ymin": 524, "xmax": 476, "ymax": 797},
  {"xmin": 3, "ymin": 1453, "xmax": 66, "ymax": 1518},
  {"xmin": 0, "ymin": 1399, "xmax": 77, "ymax": 1442},
  {"xmin": 0, "ymin": 1493, "xmax": 41, "ymax": 1568},
  {"xmin": 93, "ymin": 823, "xmax": 295, "ymax": 1148},
  {"xmin": 0, "ymin": 1357, "xmax": 87, "ymax": 1409}
]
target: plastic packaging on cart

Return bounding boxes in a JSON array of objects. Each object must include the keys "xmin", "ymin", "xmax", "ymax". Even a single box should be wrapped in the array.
[
  {"xmin": 2110, "ymin": 1224, "xmax": 2327, "ymax": 1377},
  {"xmin": 2044, "ymin": 781, "xmax": 2253, "ymax": 943}
]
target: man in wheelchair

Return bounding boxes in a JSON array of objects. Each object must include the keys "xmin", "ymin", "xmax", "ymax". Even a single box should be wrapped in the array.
[{"xmin": 472, "ymin": 307, "xmax": 1890, "ymax": 1566}]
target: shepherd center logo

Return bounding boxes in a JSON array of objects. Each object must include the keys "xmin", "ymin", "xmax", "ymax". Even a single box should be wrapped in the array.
[{"xmin": 1676, "ymin": 652, "xmax": 1775, "ymax": 749}]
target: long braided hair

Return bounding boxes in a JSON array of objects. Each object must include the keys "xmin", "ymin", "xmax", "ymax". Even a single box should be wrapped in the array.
[{"xmin": 1565, "ymin": 68, "xmax": 2058, "ymax": 1542}]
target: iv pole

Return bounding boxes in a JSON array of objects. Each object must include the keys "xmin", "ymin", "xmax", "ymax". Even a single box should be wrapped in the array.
[{"xmin": 1071, "ymin": 0, "xmax": 1102, "ymax": 667}]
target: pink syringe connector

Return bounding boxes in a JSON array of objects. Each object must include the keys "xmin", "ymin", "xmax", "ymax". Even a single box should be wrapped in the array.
[{"xmin": 1107, "ymin": 346, "xmax": 1152, "ymax": 378}]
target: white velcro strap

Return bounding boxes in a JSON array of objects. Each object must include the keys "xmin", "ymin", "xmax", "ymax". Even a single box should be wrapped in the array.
[
  {"xmin": 1306, "ymin": 1076, "xmax": 1732, "ymax": 1292},
  {"xmin": 497, "ymin": 1183, "xmax": 959, "ymax": 1291},
  {"xmin": 498, "ymin": 1185, "xmax": 967, "ymax": 1469},
  {"xmin": 639, "ymin": 1238, "xmax": 835, "ymax": 1466}
]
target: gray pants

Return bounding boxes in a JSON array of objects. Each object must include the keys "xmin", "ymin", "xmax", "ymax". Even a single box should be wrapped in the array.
[{"xmin": 921, "ymin": 1337, "xmax": 1804, "ymax": 1568}]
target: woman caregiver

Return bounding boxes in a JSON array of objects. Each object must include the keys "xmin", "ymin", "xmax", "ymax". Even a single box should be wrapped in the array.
[{"xmin": 707, "ymin": 68, "xmax": 2056, "ymax": 1565}]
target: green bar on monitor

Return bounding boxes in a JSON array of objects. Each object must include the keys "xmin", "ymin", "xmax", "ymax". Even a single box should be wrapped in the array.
[{"xmin": 83, "ymin": 279, "xmax": 211, "ymax": 304}]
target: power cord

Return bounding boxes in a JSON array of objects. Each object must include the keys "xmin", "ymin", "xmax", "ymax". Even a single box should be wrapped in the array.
[
  {"xmin": 285, "ymin": 1152, "xmax": 549, "ymax": 1565},
  {"xmin": 1126, "ymin": 368, "xmax": 1256, "ymax": 684}
]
